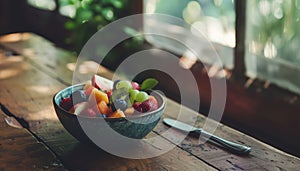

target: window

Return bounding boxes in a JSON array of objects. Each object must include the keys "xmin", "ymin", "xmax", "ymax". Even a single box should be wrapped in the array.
[
  {"xmin": 144, "ymin": 0, "xmax": 300, "ymax": 95},
  {"xmin": 26, "ymin": 0, "xmax": 300, "ymax": 94},
  {"xmin": 246, "ymin": 0, "xmax": 300, "ymax": 94},
  {"xmin": 144, "ymin": 0, "xmax": 235, "ymax": 69}
]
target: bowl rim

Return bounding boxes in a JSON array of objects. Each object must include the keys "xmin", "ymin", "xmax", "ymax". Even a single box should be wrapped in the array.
[{"xmin": 53, "ymin": 83, "xmax": 166, "ymax": 120}]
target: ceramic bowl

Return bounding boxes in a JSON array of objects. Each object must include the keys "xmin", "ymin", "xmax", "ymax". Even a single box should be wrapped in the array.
[{"xmin": 53, "ymin": 83, "xmax": 165, "ymax": 143}]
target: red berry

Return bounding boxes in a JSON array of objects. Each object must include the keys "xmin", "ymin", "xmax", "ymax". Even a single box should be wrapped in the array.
[
  {"xmin": 131, "ymin": 82, "xmax": 140, "ymax": 90},
  {"xmin": 139, "ymin": 98, "xmax": 158, "ymax": 112},
  {"xmin": 132, "ymin": 102, "xmax": 142, "ymax": 112},
  {"xmin": 60, "ymin": 97, "xmax": 73, "ymax": 111}
]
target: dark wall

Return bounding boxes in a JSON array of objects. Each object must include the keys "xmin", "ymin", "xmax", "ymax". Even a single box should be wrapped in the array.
[{"xmin": 0, "ymin": 0, "xmax": 69, "ymax": 47}]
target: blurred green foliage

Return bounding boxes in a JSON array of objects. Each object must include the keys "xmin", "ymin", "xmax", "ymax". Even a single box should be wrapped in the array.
[
  {"xmin": 61, "ymin": 0, "xmax": 131, "ymax": 52},
  {"xmin": 248, "ymin": 0, "xmax": 300, "ymax": 63}
]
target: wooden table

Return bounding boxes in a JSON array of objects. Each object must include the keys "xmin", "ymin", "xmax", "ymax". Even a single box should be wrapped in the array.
[{"xmin": 0, "ymin": 33, "xmax": 299, "ymax": 171}]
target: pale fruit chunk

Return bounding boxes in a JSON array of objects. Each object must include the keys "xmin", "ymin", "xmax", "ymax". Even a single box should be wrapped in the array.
[
  {"xmin": 89, "ymin": 88, "xmax": 109, "ymax": 105},
  {"xmin": 83, "ymin": 80, "xmax": 93, "ymax": 90},
  {"xmin": 84, "ymin": 86, "xmax": 94, "ymax": 97},
  {"xmin": 91, "ymin": 75, "xmax": 113, "ymax": 91},
  {"xmin": 149, "ymin": 95, "xmax": 158, "ymax": 107},
  {"xmin": 124, "ymin": 107, "xmax": 134, "ymax": 115},
  {"xmin": 72, "ymin": 102, "xmax": 89, "ymax": 115},
  {"xmin": 80, "ymin": 107, "xmax": 97, "ymax": 117},
  {"xmin": 108, "ymin": 109, "xmax": 125, "ymax": 118}
]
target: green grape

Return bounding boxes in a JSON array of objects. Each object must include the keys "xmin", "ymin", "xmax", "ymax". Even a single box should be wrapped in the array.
[
  {"xmin": 116, "ymin": 80, "xmax": 132, "ymax": 91},
  {"xmin": 129, "ymin": 89, "xmax": 139, "ymax": 104},
  {"xmin": 135, "ymin": 91, "xmax": 149, "ymax": 102}
]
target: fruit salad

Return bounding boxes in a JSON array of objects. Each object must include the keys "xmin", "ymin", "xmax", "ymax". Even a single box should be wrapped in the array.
[{"xmin": 59, "ymin": 75, "xmax": 160, "ymax": 118}]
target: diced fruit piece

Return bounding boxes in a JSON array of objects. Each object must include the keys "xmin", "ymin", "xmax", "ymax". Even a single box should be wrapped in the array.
[
  {"xmin": 80, "ymin": 107, "xmax": 97, "ymax": 117},
  {"xmin": 108, "ymin": 109, "xmax": 125, "ymax": 118},
  {"xmin": 91, "ymin": 75, "xmax": 113, "ymax": 91},
  {"xmin": 91, "ymin": 75, "xmax": 98, "ymax": 89},
  {"xmin": 131, "ymin": 81, "xmax": 140, "ymax": 90},
  {"xmin": 132, "ymin": 102, "xmax": 142, "ymax": 112},
  {"xmin": 139, "ymin": 100, "xmax": 153, "ymax": 112},
  {"xmin": 69, "ymin": 101, "xmax": 88, "ymax": 113},
  {"xmin": 73, "ymin": 102, "xmax": 88, "ymax": 115},
  {"xmin": 65, "ymin": 76, "xmax": 160, "ymax": 118},
  {"xmin": 138, "ymin": 96, "xmax": 158, "ymax": 112},
  {"xmin": 124, "ymin": 107, "xmax": 134, "ymax": 115},
  {"xmin": 83, "ymin": 81, "xmax": 92, "ymax": 90},
  {"xmin": 149, "ymin": 95, "xmax": 158, "ymax": 108},
  {"xmin": 129, "ymin": 89, "xmax": 139, "ymax": 104},
  {"xmin": 71, "ymin": 90, "xmax": 87, "ymax": 105},
  {"xmin": 135, "ymin": 91, "xmax": 149, "ymax": 102},
  {"xmin": 60, "ymin": 97, "xmax": 73, "ymax": 111},
  {"xmin": 91, "ymin": 104, "xmax": 100, "ymax": 114},
  {"xmin": 89, "ymin": 88, "xmax": 109, "ymax": 105},
  {"xmin": 84, "ymin": 86, "xmax": 94, "ymax": 97},
  {"xmin": 112, "ymin": 99, "xmax": 127, "ymax": 112},
  {"xmin": 110, "ymin": 88, "xmax": 129, "ymax": 104},
  {"xmin": 115, "ymin": 80, "xmax": 132, "ymax": 91},
  {"xmin": 97, "ymin": 100, "xmax": 111, "ymax": 114}
]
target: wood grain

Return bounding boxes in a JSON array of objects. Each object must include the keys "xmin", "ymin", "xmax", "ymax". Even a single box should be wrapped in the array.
[
  {"xmin": 0, "ymin": 110, "xmax": 65, "ymax": 170},
  {"xmin": 154, "ymin": 99, "xmax": 300, "ymax": 170},
  {"xmin": 1, "ymin": 33, "xmax": 300, "ymax": 170},
  {"xmin": 0, "ymin": 35, "xmax": 216, "ymax": 170}
]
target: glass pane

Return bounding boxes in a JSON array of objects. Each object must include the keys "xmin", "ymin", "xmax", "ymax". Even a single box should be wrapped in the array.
[
  {"xmin": 245, "ymin": 0, "xmax": 300, "ymax": 94},
  {"xmin": 27, "ymin": 0, "xmax": 56, "ymax": 11},
  {"xmin": 143, "ymin": 0, "xmax": 235, "ymax": 69}
]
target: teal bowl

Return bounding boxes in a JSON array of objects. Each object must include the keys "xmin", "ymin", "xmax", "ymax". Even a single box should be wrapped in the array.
[{"xmin": 53, "ymin": 83, "xmax": 165, "ymax": 143}]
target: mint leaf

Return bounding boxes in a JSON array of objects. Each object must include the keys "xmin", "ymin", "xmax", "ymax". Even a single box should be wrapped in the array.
[{"xmin": 140, "ymin": 78, "xmax": 158, "ymax": 91}]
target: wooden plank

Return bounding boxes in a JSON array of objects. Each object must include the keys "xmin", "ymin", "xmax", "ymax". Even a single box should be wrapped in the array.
[
  {"xmin": 1, "ymin": 33, "xmax": 300, "ymax": 170},
  {"xmin": 153, "ymin": 99, "xmax": 300, "ymax": 171},
  {"xmin": 0, "ymin": 39, "xmax": 216, "ymax": 170},
  {"xmin": 0, "ymin": 110, "xmax": 65, "ymax": 170},
  {"xmin": 0, "ymin": 33, "xmax": 113, "ymax": 85}
]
